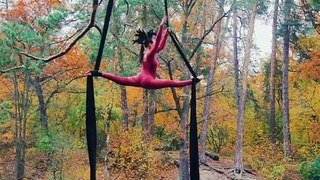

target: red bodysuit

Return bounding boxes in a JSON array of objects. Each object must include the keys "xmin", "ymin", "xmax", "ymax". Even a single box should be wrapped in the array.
[{"xmin": 99, "ymin": 19, "xmax": 192, "ymax": 89}]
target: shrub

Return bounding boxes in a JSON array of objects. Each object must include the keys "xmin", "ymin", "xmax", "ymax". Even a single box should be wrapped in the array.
[
  {"xmin": 155, "ymin": 125, "xmax": 180, "ymax": 151},
  {"xmin": 300, "ymin": 158, "xmax": 320, "ymax": 180},
  {"xmin": 107, "ymin": 122, "xmax": 160, "ymax": 179},
  {"xmin": 271, "ymin": 165, "xmax": 285, "ymax": 179},
  {"xmin": 207, "ymin": 125, "xmax": 228, "ymax": 153}
]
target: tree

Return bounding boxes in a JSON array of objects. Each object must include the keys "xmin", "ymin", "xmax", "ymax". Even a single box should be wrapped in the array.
[
  {"xmin": 199, "ymin": 0, "xmax": 226, "ymax": 163},
  {"xmin": 269, "ymin": 0, "xmax": 279, "ymax": 144},
  {"xmin": 233, "ymin": 0, "xmax": 259, "ymax": 175},
  {"xmin": 164, "ymin": 1, "xmax": 229, "ymax": 178},
  {"xmin": 0, "ymin": 0, "xmax": 100, "ymax": 178},
  {"xmin": 282, "ymin": 0, "xmax": 293, "ymax": 157},
  {"xmin": 12, "ymin": 58, "xmax": 31, "ymax": 179}
]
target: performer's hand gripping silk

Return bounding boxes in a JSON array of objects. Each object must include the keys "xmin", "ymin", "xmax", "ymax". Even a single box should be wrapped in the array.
[{"xmin": 87, "ymin": 16, "xmax": 193, "ymax": 89}]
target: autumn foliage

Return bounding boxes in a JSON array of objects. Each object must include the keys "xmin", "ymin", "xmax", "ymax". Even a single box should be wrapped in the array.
[{"xmin": 0, "ymin": 0, "xmax": 320, "ymax": 179}]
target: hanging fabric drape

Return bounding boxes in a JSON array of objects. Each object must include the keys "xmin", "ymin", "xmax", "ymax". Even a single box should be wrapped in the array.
[
  {"xmin": 164, "ymin": 0, "xmax": 200, "ymax": 179},
  {"xmin": 86, "ymin": 0, "xmax": 114, "ymax": 179}
]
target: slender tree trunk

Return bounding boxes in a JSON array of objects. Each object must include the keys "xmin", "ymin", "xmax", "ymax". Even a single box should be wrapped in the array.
[
  {"xmin": 269, "ymin": 0, "xmax": 279, "ymax": 144},
  {"xmin": 112, "ymin": 3, "xmax": 129, "ymax": 131},
  {"xmin": 282, "ymin": 0, "xmax": 292, "ymax": 157},
  {"xmin": 199, "ymin": 0, "xmax": 225, "ymax": 163},
  {"xmin": 118, "ymin": 51, "xmax": 129, "ymax": 130},
  {"xmin": 148, "ymin": 90, "xmax": 156, "ymax": 138},
  {"xmin": 13, "ymin": 72, "xmax": 25, "ymax": 180},
  {"xmin": 233, "ymin": 13, "xmax": 240, "ymax": 110},
  {"xmin": 14, "ymin": 57, "xmax": 31, "ymax": 179},
  {"xmin": 120, "ymin": 86, "xmax": 129, "ymax": 130},
  {"xmin": 5, "ymin": 0, "xmax": 8, "ymax": 9},
  {"xmin": 142, "ymin": 90, "xmax": 149, "ymax": 135},
  {"xmin": 232, "ymin": 10, "xmax": 242, "ymax": 173},
  {"xmin": 234, "ymin": 2, "xmax": 258, "ymax": 174}
]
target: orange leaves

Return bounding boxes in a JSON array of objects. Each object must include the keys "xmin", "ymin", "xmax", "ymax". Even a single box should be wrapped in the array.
[
  {"xmin": 309, "ymin": 122, "xmax": 320, "ymax": 144},
  {"xmin": 299, "ymin": 52, "xmax": 320, "ymax": 80},
  {"xmin": 3, "ymin": 0, "xmax": 62, "ymax": 22},
  {"xmin": 296, "ymin": 35, "xmax": 320, "ymax": 80},
  {"xmin": 2, "ymin": 1, "xmax": 29, "ymax": 21},
  {"xmin": 42, "ymin": 45, "xmax": 89, "ymax": 79}
]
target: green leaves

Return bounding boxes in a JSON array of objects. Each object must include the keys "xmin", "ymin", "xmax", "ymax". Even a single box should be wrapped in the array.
[
  {"xmin": 37, "ymin": 10, "xmax": 67, "ymax": 31},
  {"xmin": 0, "ymin": 101, "xmax": 12, "ymax": 123},
  {"xmin": 300, "ymin": 158, "xmax": 320, "ymax": 180}
]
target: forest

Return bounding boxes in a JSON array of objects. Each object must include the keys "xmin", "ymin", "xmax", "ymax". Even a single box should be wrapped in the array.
[{"xmin": 0, "ymin": 0, "xmax": 319, "ymax": 179}]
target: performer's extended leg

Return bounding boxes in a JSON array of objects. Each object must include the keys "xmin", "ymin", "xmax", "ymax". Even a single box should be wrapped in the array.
[
  {"xmin": 101, "ymin": 73, "xmax": 139, "ymax": 87},
  {"xmin": 142, "ymin": 79, "xmax": 192, "ymax": 89}
]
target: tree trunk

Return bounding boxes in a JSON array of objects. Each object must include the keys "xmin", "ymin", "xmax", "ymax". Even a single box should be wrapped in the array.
[
  {"xmin": 142, "ymin": 90, "xmax": 149, "ymax": 138},
  {"xmin": 32, "ymin": 76, "xmax": 49, "ymax": 130},
  {"xmin": 233, "ymin": 12, "xmax": 240, "ymax": 110},
  {"xmin": 13, "ymin": 57, "xmax": 31, "ymax": 179},
  {"xmin": 199, "ymin": 0, "xmax": 225, "ymax": 163},
  {"xmin": 148, "ymin": 90, "xmax": 156, "ymax": 138},
  {"xmin": 232, "ymin": 10, "xmax": 242, "ymax": 174},
  {"xmin": 120, "ymin": 86, "xmax": 129, "ymax": 130},
  {"xmin": 234, "ymin": 2, "xmax": 258, "ymax": 174},
  {"xmin": 13, "ymin": 72, "xmax": 25, "ymax": 180},
  {"xmin": 112, "ymin": 3, "xmax": 129, "ymax": 131},
  {"xmin": 269, "ymin": 0, "xmax": 279, "ymax": 144},
  {"xmin": 118, "ymin": 49, "xmax": 129, "ymax": 131},
  {"xmin": 179, "ymin": 1, "xmax": 191, "ymax": 177},
  {"xmin": 282, "ymin": 0, "xmax": 292, "ymax": 157},
  {"xmin": 5, "ymin": 0, "xmax": 8, "ymax": 9}
]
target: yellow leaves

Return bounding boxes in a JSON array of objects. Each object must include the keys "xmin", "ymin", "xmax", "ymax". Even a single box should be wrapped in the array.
[
  {"xmin": 0, "ymin": 121, "xmax": 15, "ymax": 143},
  {"xmin": 107, "ymin": 121, "xmax": 161, "ymax": 178}
]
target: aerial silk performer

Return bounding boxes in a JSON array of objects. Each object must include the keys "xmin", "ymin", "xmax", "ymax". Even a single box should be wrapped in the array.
[{"xmin": 87, "ymin": 16, "xmax": 197, "ymax": 89}]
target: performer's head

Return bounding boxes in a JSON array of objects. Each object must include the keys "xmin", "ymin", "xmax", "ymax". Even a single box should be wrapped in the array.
[
  {"xmin": 133, "ymin": 29, "xmax": 156, "ymax": 62},
  {"xmin": 133, "ymin": 29, "xmax": 156, "ymax": 47}
]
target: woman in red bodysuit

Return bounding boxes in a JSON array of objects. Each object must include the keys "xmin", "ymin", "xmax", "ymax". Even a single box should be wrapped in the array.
[{"xmin": 87, "ymin": 16, "xmax": 193, "ymax": 89}]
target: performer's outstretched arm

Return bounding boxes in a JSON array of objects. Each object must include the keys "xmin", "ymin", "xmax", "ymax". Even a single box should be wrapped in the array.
[
  {"xmin": 149, "ymin": 16, "xmax": 167, "ymax": 55},
  {"xmin": 156, "ymin": 28, "xmax": 169, "ymax": 52}
]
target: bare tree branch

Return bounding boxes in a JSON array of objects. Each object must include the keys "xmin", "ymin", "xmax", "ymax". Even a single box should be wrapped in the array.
[
  {"xmin": 189, "ymin": 10, "xmax": 230, "ymax": 60},
  {"xmin": 0, "ymin": 65, "xmax": 25, "ymax": 75},
  {"xmin": 155, "ymin": 108, "xmax": 177, "ymax": 113}
]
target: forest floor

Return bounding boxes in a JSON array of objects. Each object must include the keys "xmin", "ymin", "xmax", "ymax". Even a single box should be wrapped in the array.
[
  {"xmin": 0, "ymin": 145, "xmax": 258, "ymax": 180},
  {"xmin": 0, "ymin": 144, "xmax": 301, "ymax": 179}
]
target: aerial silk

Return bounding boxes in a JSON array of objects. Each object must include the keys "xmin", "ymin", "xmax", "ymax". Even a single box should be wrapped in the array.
[
  {"xmin": 86, "ymin": 0, "xmax": 113, "ymax": 179},
  {"xmin": 164, "ymin": 0, "xmax": 200, "ymax": 179},
  {"xmin": 85, "ymin": 0, "xmax": 199, "ymax": 179}
]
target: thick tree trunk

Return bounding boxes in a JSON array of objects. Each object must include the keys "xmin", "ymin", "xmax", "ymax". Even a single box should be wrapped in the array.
[
  {"xmin": 32, "ymin": 76, "xmax": 48, "ymax": 130},
  {"xmin": 269, "ymin": 0, "xmax": 279, "ymax": 144},
  {"xmin": 199, "ymin": 0, "xmax": 225, "ymax": 163},
  {"xmin": 179, "ymin": 1, "xmax": 191, "ymax": 178},
  {"xmin": 234, "ymin": 2, "xmax": 258, "ymax": 174},
  {"xmin": 179, "ymin": 7, "xmax": 193, "ymax": 180},
  {"xmin": 282, "ymin": 0, "xmax": 292, "ymax": 157}
]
